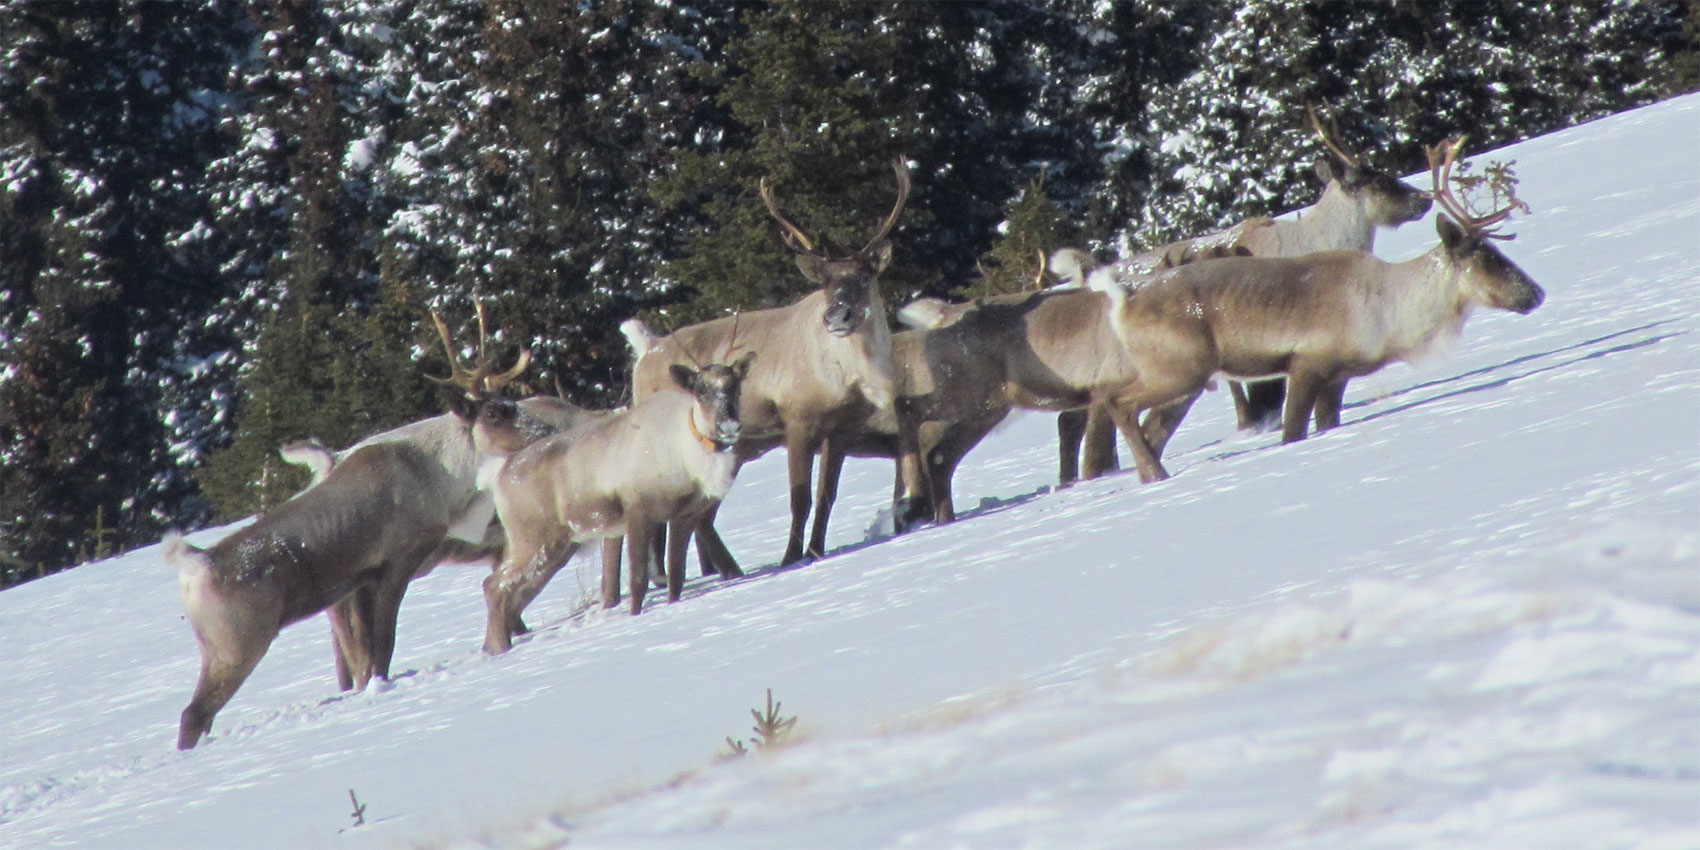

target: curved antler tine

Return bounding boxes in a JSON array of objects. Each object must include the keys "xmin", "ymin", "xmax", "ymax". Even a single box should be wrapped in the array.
[
  {"xmin": 1428, "ymin": 135, "xmax": 1518, "ymax": 238},
  {"xmin": 760, "ymin": 176, "xmax": 818, "ymax": 255},
  {"xmin": 860, "ymin": 157, "xmax": 912, "ymax": 254},
  {"xmin": 426, "ymin": 309, "xmax": 478, "ymax": 391},
  {"xmin": 1033, "ymin": 247, "xmax": 1048, "ymax": 290},
  {"xmin": 484, "ymin": 347, "xmax": 531, "ymax": 394},
  {"xmin": 723, "ymin": 310, "xmax": 741, "ymax": 362},
  {"xmin": 1427, "ymin": 137, "xmax": 1468, "ymax": 226},
  {"xmin": 474, "ymin": 301, "xmax": 491, "ymax": 365},
  {"xmin": 1306, "ymin": 102, "xmax": 1360, "ymax": 168}
]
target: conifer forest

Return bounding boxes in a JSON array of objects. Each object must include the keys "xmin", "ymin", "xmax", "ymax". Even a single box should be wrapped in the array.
[{"xmin": 2, "ymin": 0, "xmax": 1695, "ymax": 586}]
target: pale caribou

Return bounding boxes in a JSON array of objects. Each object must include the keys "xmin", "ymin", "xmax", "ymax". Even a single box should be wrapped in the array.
[
  {"xmin": 1054, "ymin": 105, "xmax": 1433, "ymax": 483},
  {"xmin": 477, "ymin": 350, "xmax": 756, "ymax": 653},
  {"xmin": 894, "ymin": 137, "xmax": 1540, "ymax": 528}
]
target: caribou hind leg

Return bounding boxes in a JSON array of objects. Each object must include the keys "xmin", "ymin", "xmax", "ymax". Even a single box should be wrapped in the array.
[
  {"xmin": 1241, "ymin": 378, "xmax": 1287, "ymax": 431},
  {"xmin": 1079, "ymin": 403, "xmax": 1121, "ymax": 479},
  {"xmin": 1105, "ymin": 397, "xmax": 1170, "ymax": 483},
  {"xmin": 1311, "ymin": 377, "xmax": 1349, "ymax": 433},
  {"xmin": 1056, "ymin": 409, "xmax": 1086, "ymax": 487}
]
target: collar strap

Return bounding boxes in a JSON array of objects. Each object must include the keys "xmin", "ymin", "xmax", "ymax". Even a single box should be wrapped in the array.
[{"xmin": 688, "ymin": 411, "xmax": 731, "ymax": 452}]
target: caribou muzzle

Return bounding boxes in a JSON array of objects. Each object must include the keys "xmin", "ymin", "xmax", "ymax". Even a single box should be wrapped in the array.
[{"xmin": 824, "ymin": 299, "xmax": 868, "ymax": 337}]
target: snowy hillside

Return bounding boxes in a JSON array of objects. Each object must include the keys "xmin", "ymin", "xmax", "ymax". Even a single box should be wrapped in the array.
[{"xmin": 2, "ymin": 94, "xmax": 1697, "ymax": 850}]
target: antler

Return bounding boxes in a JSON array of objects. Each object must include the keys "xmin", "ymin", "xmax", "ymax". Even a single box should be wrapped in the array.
[
  {"xmin": 760, "ymin": 177, "xmax": 818, "ymax": 255},
  {"xmin": 1426, "ymin": 136, "xmax": 1520, "ymax": 240},
  {"xmin": 1306, "ymin": 102, "xmax": 1361, "ymax": 168},
  {"xmin": 1031, "ymin": 247, "xmax": 1048, "ymax": 291},
  {"xmin": 761, "ymin": 158, "xmax": 911, "ymax": 258},
  {"xmin": 427, "ymin": 302, "xmax": 531, "ymax": 398},
  {"xmin": 722, "ymin": 310, "xmax": 742, "ymax": 362},
  {"xmin": 859, "ymin": 157, "xmax": 912, "ymax": 254}
]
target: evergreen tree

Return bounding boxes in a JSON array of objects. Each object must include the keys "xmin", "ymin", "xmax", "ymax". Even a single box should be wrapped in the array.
[
  {"xmin": 966, "ymin": 175, "xmax": 1077, "ymax": 299},
  {"xmin": 1127, "ymin": 0, "xmax": 1694, "ymax": 254},
  {"xmin": 0, "ymin": 0, "xmax": 247, "ymax": 584}
]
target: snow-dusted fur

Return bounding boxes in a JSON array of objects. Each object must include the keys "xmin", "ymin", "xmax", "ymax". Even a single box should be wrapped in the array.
[{"xmin": 165, "ymin": 442, "xmax": 488, "ymax": 749}]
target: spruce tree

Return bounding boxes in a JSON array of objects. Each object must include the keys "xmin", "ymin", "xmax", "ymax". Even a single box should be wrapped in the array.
[{"xmin": 0, "ymin": 0, "xmax": 248, "ymax": 583}]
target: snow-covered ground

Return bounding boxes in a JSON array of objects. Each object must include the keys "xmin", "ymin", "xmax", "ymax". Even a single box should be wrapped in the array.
[{"xmin": 3, "ymin": 94, "xmax": 1697, "ymax": 850}]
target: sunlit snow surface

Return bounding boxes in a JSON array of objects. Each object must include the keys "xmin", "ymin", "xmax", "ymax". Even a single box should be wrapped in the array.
[{"xmin": 3, "ymin": 94, "xmax": 1697, "ymax": 850}]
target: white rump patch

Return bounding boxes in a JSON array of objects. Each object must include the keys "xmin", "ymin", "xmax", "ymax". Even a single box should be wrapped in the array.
[
  {"xmin": 620, "ymin": 319, "xmax": 657, "ymax": 359},
  {"xmin": 897, "ymin": 298, "xmax": 955, "ymax": 330}
]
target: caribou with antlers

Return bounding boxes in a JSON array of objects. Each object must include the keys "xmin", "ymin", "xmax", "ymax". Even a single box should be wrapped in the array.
[
  {"xmin": 890, "ymin": 136, "xmax": 1537, "ymax": 529},
  {"xmin": 166, "ymin": 307, "xmax": 549, "ymax": 749},
  {"xmin": 1085, "ymin": 134, "xmax": 1542, "ymax": 447},
  {"xmin": 1053, "ymin": 104, "xmax": 1434, "ymax": 484},
  {"xmin": 622, "ymin": 159, "xmax": 911, "ymax": 571}
]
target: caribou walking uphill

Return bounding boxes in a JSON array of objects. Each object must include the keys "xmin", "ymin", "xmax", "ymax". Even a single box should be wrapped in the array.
[
  {"xmin": 1084, "ymin": 136, "xmax": 1542, "ymax": 448},
  {"xmin": 891, "ymin": 137, "xmax": 1539, "ymax": 532},
  {"xmin": 165, "ymin": 309, "xmax": 554, "ymax": 749},
  {"xmin": 477, "ymin": 352, "xmax": 756, "ymax": 654},
  {"xmin": 160, "ymin": 133, "xmax": 1546, "ymax": 749},
  {"xmin": 1052, "ymin": 105, "xmax": 1435, "ymax": 485},
  {"xmin": 621, "ymin": 159, "xmax": 911, "ymax": 572}
]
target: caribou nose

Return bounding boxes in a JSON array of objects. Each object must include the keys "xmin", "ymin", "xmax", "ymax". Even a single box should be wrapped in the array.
[
  {"xmin": 716, "ymin": 422, "xmax": 742, "ymax": 444},
  {"xmin": 824, "ymin": 302, "xmax": 863, "ymax": 336},
  {"xmin": 1517, "ymin": 282, "xmax": 1546, "ymax": 314}
]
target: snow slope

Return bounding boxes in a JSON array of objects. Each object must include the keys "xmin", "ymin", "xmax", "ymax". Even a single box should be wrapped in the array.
[{"xmin": 2, "ymin": 94, "xmax": 1697, "ymax": 850}]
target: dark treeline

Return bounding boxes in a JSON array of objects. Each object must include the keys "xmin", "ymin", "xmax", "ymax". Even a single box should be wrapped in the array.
[{"xmin": 2, "ymin": 0, "xmax": 1694, "ymax": 586}]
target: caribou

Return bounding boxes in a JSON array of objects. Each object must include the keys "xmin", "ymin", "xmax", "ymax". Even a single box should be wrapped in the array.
[
  {"xmin": 893, "ymin": 137, "xmax": 1538, "ymax": 529},
  {"xmin": 621, "ymin": 159, "xmax": 910, "ymax": 573},
  {"xmin": 1055, "ymin": 105, "xmax": 1434, "ymax": 483},
  {"xmin": 477, "ymin": 350, "xmax": 756, "ymax": 654},
  {"xmin": 167, "ymin": 307, "xmax": 541, "ymax": 749}
]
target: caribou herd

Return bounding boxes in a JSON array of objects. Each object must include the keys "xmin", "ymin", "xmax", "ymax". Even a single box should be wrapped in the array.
[{"xmin": 164, "ymin": 115, "xmax": 1544, "ymax": 749}]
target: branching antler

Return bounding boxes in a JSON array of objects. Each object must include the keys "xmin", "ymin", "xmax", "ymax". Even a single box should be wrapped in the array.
[
  {"xmin": 1426, "ymin": 136, "xmax": 1528, "ymax": 240},
  {"xmin": 859, "ymin": 157, "xmax": 912, "ymax": 254},
  {"xmin": 1306, "ymin": 102, "xmax": 1361, "ymax": 168},
  {"xmin": 427, "ymin": 302, "xmax": 531, "ymax": 398},
  {"xmin": 760, "ymin": 158, "xmax": 911, "ymax": 258},
  {"xmin": 722, "ymin": 310, "xmax": 742, "ymax": 362},
  {"xmin": 760, "ymin": 177, "xmax": 818, "ymax": 255}
]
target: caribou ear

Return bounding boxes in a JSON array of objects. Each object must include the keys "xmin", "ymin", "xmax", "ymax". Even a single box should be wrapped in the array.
[
  {"xmin": 1436, "ymin": 215, "xmax": 1471, "ymax": 255},
  {"xmin": 794, "ymin": 254, "xmax": 828, "ymax": 284},
  {"xmin": 669, "ymin": 363, "xmax": 697, "ymax": 392},
  {"xmin": 1314, "ymin": 159, "xmax": 1336, "ymax": 184},
  {"xmin": 443, "ymin": 388, "xmax": 479, "ymax": 423},
  {"xmin": 730, "ymin": 350, "xmax": 756, "ymax": 379}
]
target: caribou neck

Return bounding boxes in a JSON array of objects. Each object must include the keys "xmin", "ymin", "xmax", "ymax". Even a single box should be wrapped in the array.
[
  {"xmin": 1374, "ymin": 248, "xmax": 1474, "ymax": 361},
  {"xmin": 1286, "ymin": 180, "xmax": 1378, "ymax": 254}
]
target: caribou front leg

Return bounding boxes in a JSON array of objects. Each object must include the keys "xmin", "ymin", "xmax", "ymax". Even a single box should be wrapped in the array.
[
  {"xmin": 781, "ymin": 428, "xmax": 819, "ymax": 566},
  {"xmin": 805, "ymin": 435, "xmax": 847, "ymax": 560}
]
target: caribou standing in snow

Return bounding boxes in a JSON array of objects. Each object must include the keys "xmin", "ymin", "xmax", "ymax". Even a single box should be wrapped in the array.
[
  {"xmin": 477, "ymin": 351, "xmax": 756, "ymax": 653},
  {"xmin": 1054, "ymin": 105, "xmax": 1434, "ymax": 484},
  {"xmin": 893, "ymin": 137, "xmax": 1541, "ymax": 529},
  {"xmin": 167, "ymin": 309, "xmax": 548, "ymax": 749},
  {"xmin": 618, "ymin": 160, "xmax": 910, "ymax": 575}
]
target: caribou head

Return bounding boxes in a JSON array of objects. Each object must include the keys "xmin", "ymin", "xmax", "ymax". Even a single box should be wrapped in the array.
[
  {"xmin": 1427, "ymin": 137, "xmax": 1544, "ymax": 315},
  {"xmin": 762, "ymin": 158, "xmax": 911, "ymax": 337},
  {"xmin": 1308, "ymin": 104, "xmax": 1433, "ymax": 229},
  {"xmin": 427, "ymin": 302, "xmax": 531, "ymax": 423}
]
